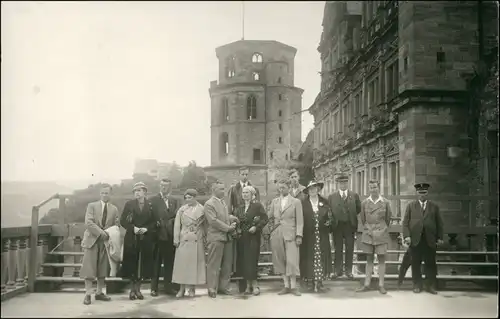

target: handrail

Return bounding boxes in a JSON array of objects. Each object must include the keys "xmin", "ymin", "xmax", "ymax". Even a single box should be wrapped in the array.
[{"xmin": 28, "ymin": 193, "xmax": 61, "ymax": 293}]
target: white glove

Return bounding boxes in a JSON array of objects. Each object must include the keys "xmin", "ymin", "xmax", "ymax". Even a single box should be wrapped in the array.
[{"xmin": 134, "ymin": 226, "xmax": 141, "ymax": 234}]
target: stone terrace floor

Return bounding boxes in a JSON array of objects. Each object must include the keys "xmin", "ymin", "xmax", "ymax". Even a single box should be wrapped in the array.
[{"xmin": 1, "ymin": 282, "xmax": 498, "ymax": 318}]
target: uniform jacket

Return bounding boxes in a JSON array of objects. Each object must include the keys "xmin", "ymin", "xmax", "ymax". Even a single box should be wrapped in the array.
[
  {"xmin": 204, "ymin": 196, "xmax": 233, "ymax": 243},
  {"xmin": 403, "ymin": 200, "xmax": 444, "ymax": 248},
  {"xmin": 327, "ymin": 190, "xmax": 361, "ymax": 229},
  {"xmin": 150, "ymin": 193, "xmax": 181, "ymax": 242},
  {"xmin": 81, "ymin": 201, "xmax": 120, "ymax": 249},
  {"xmin": 268, "ymin": 195, "xmax": 304, "ymax": 241}
]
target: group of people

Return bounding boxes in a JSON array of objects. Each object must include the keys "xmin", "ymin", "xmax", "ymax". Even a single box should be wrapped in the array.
[{"xmin": 78, "ymin": 166, "xmax": 444, "ymax": 305}]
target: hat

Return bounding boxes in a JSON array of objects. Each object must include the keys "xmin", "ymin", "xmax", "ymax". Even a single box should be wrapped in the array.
[
  {"xmin": 335, "ymin": 174, "xmax": 349, "ymax": 182},
  {"xmin": 132, "ymin": 182, "xmax": 148, "ymax": 192},
  {"xmin": 414, "ymin": 183, "xmax": 430, "ymax": 192},
  {"xmin": 184, "ymin": 188, "xmax": 198, "ymax": 198},
  {"xmin": 303, "ymin": 180, "xmax": 324, "ymax": 194}
]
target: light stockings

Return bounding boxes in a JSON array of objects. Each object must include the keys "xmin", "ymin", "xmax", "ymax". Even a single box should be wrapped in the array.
[
  {"xmin": 378, "ymin": 255, "xmax": 386, "ymax": 288},
  {"xmin": 84, "ymin": 279, "xmax": 93, "ymax": 296},
  {"xmin": 96, "ymin": 278, "xmax": 105, "ymax": 294},
  {"xmin": 364, "ymin": 255, "xmax": 374, "ymax": 287}
]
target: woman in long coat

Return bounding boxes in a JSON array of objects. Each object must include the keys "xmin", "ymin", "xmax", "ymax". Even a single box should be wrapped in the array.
[
  {"xmin": 172, "ymin": 189, "xmax": 206, "ymax": 298},
  {"xmin": 234, "ymin": 185, "xmax": 268, "ymax": 296},
  {"xmin": 120, "ymin": 182, "xmax": 157, "ymax": 300},
  {"xmin": 299, "ymin": 180, "xmax": 333, "ymax": 293}
]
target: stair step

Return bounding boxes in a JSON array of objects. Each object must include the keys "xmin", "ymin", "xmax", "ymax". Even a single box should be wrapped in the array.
[
  {"xmin": 41, "ymin": 260, "xmax": 498, "ymax": 268},
  {"xmin": 35, "ymin": 274, "xmax": 498, "ymax": 283},
  {"xmin": 46, "ymin": 250, "xmax": 498, "ymax": 257}
]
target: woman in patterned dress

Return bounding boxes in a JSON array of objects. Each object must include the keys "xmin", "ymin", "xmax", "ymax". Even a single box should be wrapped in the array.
[
  {"xmin": 234, "ymin": 185, "xmax": 269, "ymax": 295},
  {"xmin": 299, "ymin": 180, "xmax": 333, "ymax": 293}
]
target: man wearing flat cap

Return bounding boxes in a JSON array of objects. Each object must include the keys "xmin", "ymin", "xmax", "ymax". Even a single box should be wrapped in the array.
[
  {"xmin": 403, "ymin": 182, "xmax": 444, "ymax": 294},
  {"xmin": 150, "ymin": 178, "xmax": 181, "ymax": 296},
  {"xmin": 327, "ymin": 174, "xmax": 361, "ymax": 279}
]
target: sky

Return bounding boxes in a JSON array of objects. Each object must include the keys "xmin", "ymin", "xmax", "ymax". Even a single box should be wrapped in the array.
[{"xmin": 1, "ymin": 1, "xmax": 324, "ymax": 183}]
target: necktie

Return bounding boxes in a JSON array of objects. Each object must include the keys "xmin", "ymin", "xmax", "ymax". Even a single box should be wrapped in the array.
[
  {"xmin": 102, "ymin": 203, "xmax": 108, "ymax": 226},
  {"xmin": 342, "ymin": 192, "xmax": 346, "ymax": 200}
]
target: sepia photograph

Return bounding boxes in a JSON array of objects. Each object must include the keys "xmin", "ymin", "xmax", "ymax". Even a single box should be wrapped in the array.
[{"xmin": 1, "ymin": 1, "xmax": 498, "ymax": 317}]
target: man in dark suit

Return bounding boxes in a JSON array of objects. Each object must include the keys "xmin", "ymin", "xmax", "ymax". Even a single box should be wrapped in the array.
[
  {"xmin": 403, "ymin": 183, "xmax": 444, "ymax": 294},
  {"xmin": 327, "ymin": 174, "xmax": 361, "ymax": 279},
  {"xmin": 150, "ymin": 178, "xmax": 181, "ymax": 296},
  {"xmin": 227, "ymin": 166, "xmax": 260, "ymax": 215}
]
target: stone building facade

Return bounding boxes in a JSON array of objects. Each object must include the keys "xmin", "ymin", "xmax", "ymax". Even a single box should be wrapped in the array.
[
  {"xmin": 205, "ymin": 40, "xmax": 304, "ymax": 196},
  {"xmin": 309, "ymin": 1, "xmax": 498, "ymax": 224}
]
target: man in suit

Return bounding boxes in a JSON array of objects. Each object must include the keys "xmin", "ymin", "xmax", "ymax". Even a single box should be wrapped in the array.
[
  {"xmin": 403, "ymin": 183, "xmax": 444, "ymax": 294},
  {"xmin": 327, "ymin": 174, "xmax": 361, "ymax": 279},
  {"xmin": 150, "ymin": 178, "xmax": 181, "ymax": 296},
  {"xmin": 289, "ymin": 169, "xmax": 306, "ymax": 201},
  {"xmin": 80, "ymin": 183, "xmax": 120, "ymax": 305},
  {"xmin": 269, "ymin": 179, "xmax": 304, "ymax": 296},
  {"xmin": 204, "ymin": 181, "xmax": 239, "ymax": 298},
  {"xmin": 227, "ymin": 166, "xmax": 260, "ymax": 215}
]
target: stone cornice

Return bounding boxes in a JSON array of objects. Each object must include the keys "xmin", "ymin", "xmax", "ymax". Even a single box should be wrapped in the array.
[{"xmin": 393, "ymin": 89, "xmax": 469, "ymax": 113}]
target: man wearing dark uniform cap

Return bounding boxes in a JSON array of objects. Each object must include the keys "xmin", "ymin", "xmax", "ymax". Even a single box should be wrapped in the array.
[
  {"xmin": 327, "ymin": 174, "xmax": 361, "ymax": 279},
  {"xmin": 403, "ymin": 183, "xmax": 444, "ymax": 294}
]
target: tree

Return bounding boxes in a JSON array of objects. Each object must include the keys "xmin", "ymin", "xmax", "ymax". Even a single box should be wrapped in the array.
[
  {"xmin": 180, "ymin": 161, "xmax": 206, "ymax": 193},
  {"xmin": 168, "ymin": 162, "xmax": 183, "ymax": 188}
]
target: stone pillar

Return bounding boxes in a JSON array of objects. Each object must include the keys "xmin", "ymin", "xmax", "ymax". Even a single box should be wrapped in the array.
[{"xmin": 398, "ymin": 104, "xmax": 469, "ymax": 226}]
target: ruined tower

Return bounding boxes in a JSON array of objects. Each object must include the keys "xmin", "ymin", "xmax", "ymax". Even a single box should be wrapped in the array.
[{"xmin": 205, "ymin": 40, "xmax": 304, "ymax": 196}]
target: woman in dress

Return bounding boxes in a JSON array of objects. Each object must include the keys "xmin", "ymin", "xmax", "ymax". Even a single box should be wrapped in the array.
[
  {"xmin": 120, "ymin": 182, "xmax": 157, "ymax": 300},
  {"xmin": 299, "ymin": 180, "xmax": 333, "ymax": 293},
  {"xmin": 234, "ymin": 185, "xmax": 269, "ymax": 296},
  {"xmin": 172, "ymin": 189, "xmax": 206, "ymax": 298}
]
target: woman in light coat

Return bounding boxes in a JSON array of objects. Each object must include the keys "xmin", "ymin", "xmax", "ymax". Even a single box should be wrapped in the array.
[{"xmin": 172, "ymin": 189, "xmax": 206, "ymax": 298}]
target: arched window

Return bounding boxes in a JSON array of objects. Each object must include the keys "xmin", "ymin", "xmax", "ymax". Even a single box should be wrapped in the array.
[
  {"xmin": 252, "ymin": 72, "xmax": 260, "ymax": 81},
  {"xmin": 221, "ymin": 98, "xmax": 229, "ymax": 122},
  {"xmin": 246, "ymin": 95, "xmax": 257, "ymax": 120},
  {"xmin": 252, "ymin": 53, "xmax": 263, "ymax": 63},
  {"xmin": 225, "ymin": 56, "xmax": 236, "ymax": 78},
  {"xmin": 277, "ymin": 77, "xmax": 282, "ymax": 84},
  {"xmin": 220, "ymin": 132, "xmax": 229, "ymax": 156}
]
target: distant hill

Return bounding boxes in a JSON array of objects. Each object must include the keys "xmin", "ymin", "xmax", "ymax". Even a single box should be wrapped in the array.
[{"xmin": 1, "ymin": 181, "xmax": 77, "ymax": 227}]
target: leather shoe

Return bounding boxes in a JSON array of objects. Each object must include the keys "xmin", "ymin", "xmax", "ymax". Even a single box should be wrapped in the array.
[
  {"xmin": 217, "ymin": 289, "xmax": 232, "ymax": 295},
  {"xmin": 356, "ymin": 285, "xmax": 370, "ymax": 293},
  {"xmin": 83, "ymin": 295, "xmax": 91, "ymax": 305},
  {"xmin": 378, "ymin": 286, "xmax": 387, "ymax": 295},
  {"xmin": 291, "ymin": 288, "xmax": 301, "ymax": 296},
  {"xmin": 426, "ymin": 287, "xmax": 438, "ymax": 295},
  {"xmin": 95, "ymin": 293, "xmax": 111, "ymax": 301},
  {"xmin": 136, "ymin": 290, "xmax": 144, "ymax": 300},
  {"xmin": 346, "ymin": 273, "xmax": 354, "ymax": 280},
  {"xmin": 278, "ymin": 287, "xmax": 290, "ymax": 295},
  {"xmin": 151, "ymin": 290, "xmax": 158, "ymax": 297},
  {"xmin": 208, "ymin": 291, "xmax": 217, "ymax": 298}
]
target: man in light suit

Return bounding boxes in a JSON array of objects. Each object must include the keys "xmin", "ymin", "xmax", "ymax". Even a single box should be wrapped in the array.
[
  {"xmin": 204, "ymin": 181, "xmax": 239, "ymax": 298},
  {"xmin": 80, "ymin": 183, "xmax": 120, "ymax": 305},
  {"xmin": 269, "ymin": 179, "xmax": 304, "ymax": 296}
]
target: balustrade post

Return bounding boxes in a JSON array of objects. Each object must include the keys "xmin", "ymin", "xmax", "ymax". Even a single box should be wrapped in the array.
[
  {"xmin": 28, "ymin": 206, "xmax": 39, "ymax": 292},
  {"xmin": 25, "ymin": 237, "xmax": 30, "ymax": 285},
  {"xmin": 7, "ymin": 239, "xmax": 18, "ymax": 290},
  {"xmin": 73, "ymin": 236, "xmax": 82, "ymax": 277},
  {"xmin": 16, "ymin": 238, "xmax": 28, "ymax": 287},
  {"xmin": 37, "ymin": 238, "xmax": 44, "ymax": 276},
  {"xmin": 1, "ymin": 239, "xmax": 9, "ymax": 294}
]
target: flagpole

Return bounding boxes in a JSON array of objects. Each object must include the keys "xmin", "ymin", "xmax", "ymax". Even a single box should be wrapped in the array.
[{"xmin": 241, "ymin": 1, "xmax": 245, "ymax": 40}]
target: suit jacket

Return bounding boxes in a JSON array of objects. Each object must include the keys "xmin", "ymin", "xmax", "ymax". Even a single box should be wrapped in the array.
[
  {"xmin": 228, "ymin": 181, "xmax": 260, "ymax": 214},
  {"xmin": 327, "ymin": 190, "xmax": 361, "ymax": 229},
  {"xmin": 204, "ymin": 196, "xmax": 233, "ymax": 243},
  {"xmin": 268, "ymin": 195, "xmax": 304, "ymax": 241},
  {"xmin": 150, "ymin": 193, "xmax": 181, "ymax": 242},
  {"xmin": 403, "ymin": 200, "xmax": 444, "ymax": 248},
  {"xmin": 120, "ymin": 199, "xmax": 158, "ymax": 249},
  {"xmin": 82, "ymin": 201, "xmax": 120, "ymax": 249}
]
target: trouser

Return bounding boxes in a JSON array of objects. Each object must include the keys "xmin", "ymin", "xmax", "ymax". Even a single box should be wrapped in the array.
[
  {"xmin": 333, "ymin": 221, "xmax": 355, "ymax": 275},
  {"xmin": 151, "ymin": 240, "xmax": 179, "ymax": 292},
  {"xmin": 206, "ymin": 241, "xmax": 233, "ymax": 292},
  {"xmin": 411, "ymin": 232, "xmax": 437, "ymax": 289},
  {"xmin": 398, "ymin": 249, "xmax": 412, "ymax": 283}
]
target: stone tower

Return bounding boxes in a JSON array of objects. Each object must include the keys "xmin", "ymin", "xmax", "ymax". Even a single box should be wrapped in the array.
[{"xmin": 204, "ymin": 40, "xmax": 304, "ymax": 196}]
